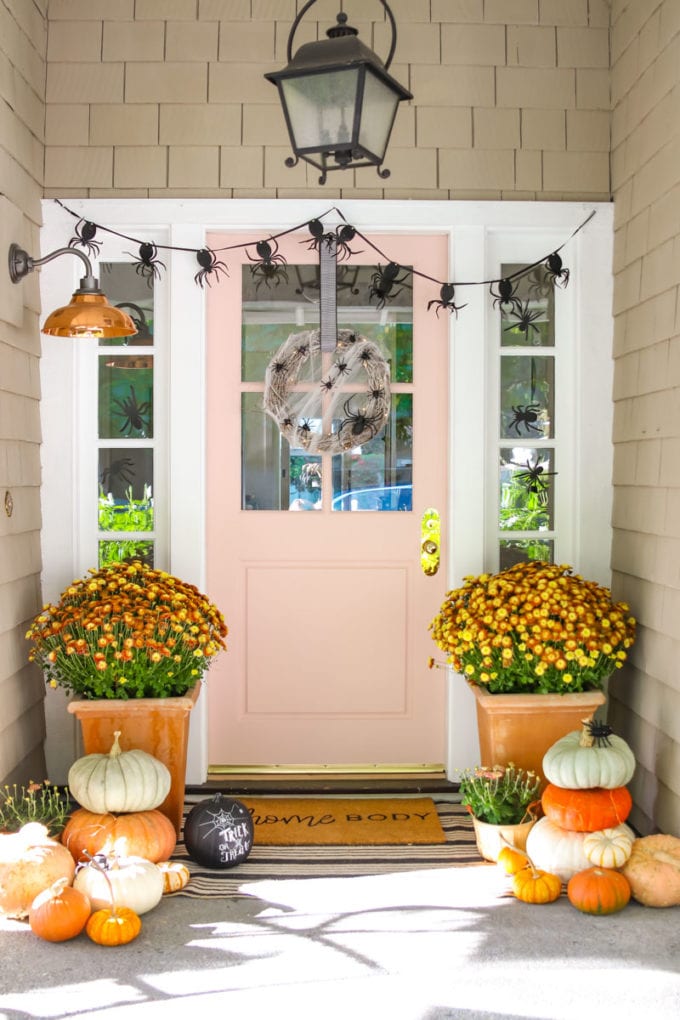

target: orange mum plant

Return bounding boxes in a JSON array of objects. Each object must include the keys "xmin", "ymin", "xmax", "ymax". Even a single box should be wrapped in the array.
[
  {"xmin": 429, "ymin": 561, "xmax": 635, "ymax": 695},
  {"xmin": 26, "ymin": 561, "xmax": 227, "ymax": 700}
]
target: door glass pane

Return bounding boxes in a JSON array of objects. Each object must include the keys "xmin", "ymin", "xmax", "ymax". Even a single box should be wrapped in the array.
[
  {"xmin": 332, "ymin": 394, "xmax": 412, "ymax": 512},
  {"xmin": 99, "ymin": 356, "xmax": 153, "ymax": 439},
  {"xmin": 499, "ymin": 539, "xmax": 554, "ymax": 569},
  {"xmin": 500, "ymin": 446, "xmax": 555, "ymax": 532},
  {"xmin": 98, "ymin": 448, "xmax": 154, "ymax": 531},
  {"xmin": 499, "ymin": 262, "xmax": 554, "ymax": 348},
  {"xmin": 501, "ymin": 355, "xmax": 554, "ymax": 439},
  {"xmin": 98, "ymin": 263, "xmax": 155, "ymax": 347},
  {"xmin": 98, "ymin": 540, "xmax": 154, "ymax": 568},
  {"xmin": 242, "ymin": 264, "xmax": 320, "ymax": 382}
]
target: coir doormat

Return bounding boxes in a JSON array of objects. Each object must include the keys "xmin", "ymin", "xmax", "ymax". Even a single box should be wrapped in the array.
[
  {"xmin": 238, "ymin": 796, "xmax": 446, "ymax": 846},
  {"xmin": 172, "ymin": 799, "xmax": 480, "ymax": 898}
]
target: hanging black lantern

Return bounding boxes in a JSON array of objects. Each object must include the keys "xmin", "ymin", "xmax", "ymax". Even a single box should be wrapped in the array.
[{"xmin": 265, "ymin": 0, "xmax": 412, "ymax": 185}]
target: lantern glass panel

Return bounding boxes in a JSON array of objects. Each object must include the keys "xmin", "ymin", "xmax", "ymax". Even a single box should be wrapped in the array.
[
  {"xmin": 358, "ymin": 69, "xmax": 400, "ymax": 160},
  {"xmin": 281, "ymin": 68, "xmax": 359, "ymax": 151}
]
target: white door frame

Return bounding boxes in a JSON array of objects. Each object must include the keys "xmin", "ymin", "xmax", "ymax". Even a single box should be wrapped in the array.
[{"xmin": 39, "ymin": 198, "xmax": 613, "ymax": 784}]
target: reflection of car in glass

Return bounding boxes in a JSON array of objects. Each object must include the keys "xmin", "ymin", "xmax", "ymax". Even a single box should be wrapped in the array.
[{"xmin": 331, "ymin": 484, "xmax": 412, "ymax": 512}]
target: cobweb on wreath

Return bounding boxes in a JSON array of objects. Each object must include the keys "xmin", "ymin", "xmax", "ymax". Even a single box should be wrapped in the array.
[{"xmin": 263, "ymin": 328, "xmax": 391, "ymax": 455}]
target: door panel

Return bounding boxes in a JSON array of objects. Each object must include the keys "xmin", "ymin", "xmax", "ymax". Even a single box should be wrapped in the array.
[{"xmin": 206, "ymin": 231, "xmax": 449, "ymax": 768}]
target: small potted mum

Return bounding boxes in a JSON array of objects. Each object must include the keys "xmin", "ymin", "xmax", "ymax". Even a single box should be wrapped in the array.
[
  {"xmin": 26, "ymin": 560, "xmax": 228, "ymax": 833},
  {"xmin": 459, "ymin": 764, "xmax": 542, "ymax": 862},
  {"xmin": 429, "ymin": 561, "xmax": 636, "ymax": 778}
]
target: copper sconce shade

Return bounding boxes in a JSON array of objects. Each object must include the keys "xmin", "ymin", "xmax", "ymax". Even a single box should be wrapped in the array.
[{"xmin": 8, "ymin": 243, "xmax": 137, "ymax": 339}]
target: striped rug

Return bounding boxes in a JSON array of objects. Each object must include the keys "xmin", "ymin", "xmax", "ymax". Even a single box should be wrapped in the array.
[{"xmin": 171, "ymin": 798, "xmax": 484, "ymax": 898}]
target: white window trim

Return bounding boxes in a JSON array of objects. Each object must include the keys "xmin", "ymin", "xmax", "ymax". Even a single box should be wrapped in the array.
[{"xmin": 39, "ymin": 198, "xmax": 613, "ymax": 783}]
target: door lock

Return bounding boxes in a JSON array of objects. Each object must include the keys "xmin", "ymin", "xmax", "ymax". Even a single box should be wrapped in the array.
[{"xmin": 420, "ymin": 507, "xmax": 441, "ymax": 576}]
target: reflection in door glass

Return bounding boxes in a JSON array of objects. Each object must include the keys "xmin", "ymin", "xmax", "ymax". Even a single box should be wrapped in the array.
[
  {"xmin": 501, "ymin": 355, "xmax": 554, "ymax": 439},
  {"xmin": 98, "ymin": 448, "xmax": 154, "ymax": 531},
  {"xmin": 499, "ymin": 446, "xmax": 555, "ymax": 532},
  {"xmin": 332, "ymin": 394, "xmax": 412, "ymax": 512},
  {"xmin": 98, "ymin": 263, "xmax": 155, "ymax": 347},
  {"xmin": 99, "ymin": 356, "xmax": 153, "ymax": 439}
]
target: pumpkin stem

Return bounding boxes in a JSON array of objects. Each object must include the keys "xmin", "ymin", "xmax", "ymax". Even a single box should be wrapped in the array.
[
  {"xmin": 109, "ymin": 731, "xmax": 123, "ymax": 759},
  {"xmin": 579, "ymin": 716, "xmax": 595, "ymax": 747},
  {"xmin": 580, "ymin": 716, "xmax": 614, "ymax": 748}
]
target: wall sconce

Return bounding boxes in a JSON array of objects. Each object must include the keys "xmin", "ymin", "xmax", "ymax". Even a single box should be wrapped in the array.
[
  {"xmin": 8, "ymin": 243, "xmax": 137, "ymax": 338},
  {"xmin": 265, "ymin": 0, "xmax": 412, "ymax": 185}
]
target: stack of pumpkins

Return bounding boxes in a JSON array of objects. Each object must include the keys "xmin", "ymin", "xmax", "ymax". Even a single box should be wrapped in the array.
[
  {"xmin": 524, "ymin": 717, "xmax": 636, "ymax": 913},
  {"xmin": 500, "ymin": 717, "xmax": 680, "ymax": 912},
  {"xmin": 0, "ymin": 731, "xmax": 190, "ymax": 945}
]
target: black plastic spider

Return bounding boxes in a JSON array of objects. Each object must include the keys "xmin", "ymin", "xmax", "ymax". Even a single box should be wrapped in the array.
[
  {"xmin": 127, "ymin": 242, "xmax": 166, "ymax": 284},
  {"xmin": 248, "ymin": 238, "xmax": 289, "ymax": 290},
  {"xmin": 294, "ymin": 342, "xmax": 310, "ymax": 358},
  {"xmin": 358, "ymin": 348, "xmax": 373, "ymax": 363},
  {"xmin": 427, "ymin": 283, "xmax": 467, "ymax": 318},
  {"xmin": 334, "ymin": 224, "xmax": 361, "ymax": 261},
  {"xmin": 507, "ymin": 403, "xmax": 543, "ymax": 437},
  {"xmin": 295, "ymin": 419, "xmax": 314, "ymax": 447},
  {"xmin": 320, "ymin": 377, "xmax": 335, "ymax": 392},
  {"xmin": 194, "ymin": 248, "xmax": 229, "ymax": 288},
  {"xmin": 338, "ymin": 398, "xmax": 386, "ymax": 439},
  {"xmin": 490, "ymin": 277, "xmax": 522, "ymax": 314},
  {"xmin": 510, "ymin": 456, "xmax": 557, "ymax": 502},
  {"xmin": 69, "ymin": 219, "xmax": 101, "ymax": 258},
  {"xmin": 334, "ymin": 359, "xmax": 350, "ymax": 376},
  {"xmin": 99, "ymin": 457, "xmax": 136, "ymax": 490},
  {"xmin": 110, "ymin": 386, "xmax": 152, "ymax": 437},
  {"xmin": 270, "ymin": 359, "xmax": 288, "ymax": 375},
  {"xmin": 368, "ymin": 262, "xmax": 409, "ymax": 309},
  {"xmin": 504, "ymin": 300, "xmax": 543, "ymax": 339},
  {"xmin": 544, "ymin": 251, "xmax": 570, "ymax": 288},
  {"xmin": 304, "ymin": 218, "xmax": 335, "ymax": 254}
]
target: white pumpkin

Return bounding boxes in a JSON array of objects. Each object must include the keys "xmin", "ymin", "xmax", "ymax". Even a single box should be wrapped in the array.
[
  {"xmin": 526, "ymin": 817, "xmax": 635, "ymax": 883},
  {"xmin": 68, "ymin": 731, "xmax": 171, "ymax": 814},
  {"xmin": 542, "ymin": 719, "xmax": 636, "ymax": 790},
  {"xmin": 74, "ymin": 855, "xmax": 164, "ymax": 915},
  {"xmin": 583, "ymin": 827, "xmax": 634, "ymax": 869},
  {"xmin": 0, "ymin": 823, "xmax": 76, "ymax": 919}
]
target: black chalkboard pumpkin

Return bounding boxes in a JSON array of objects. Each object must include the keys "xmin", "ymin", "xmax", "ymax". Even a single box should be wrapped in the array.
[{"xmin": 183, "ymin": 795, "xmax": 254, "ymax": 869}]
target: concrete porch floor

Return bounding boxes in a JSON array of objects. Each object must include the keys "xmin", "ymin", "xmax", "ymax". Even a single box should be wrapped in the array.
[{"xmin": 1, "ymin": 858, "xmax": 679, "ymax": 1019}]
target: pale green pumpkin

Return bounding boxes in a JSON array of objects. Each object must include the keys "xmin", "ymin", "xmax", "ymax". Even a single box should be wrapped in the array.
[
  {"xmin": 542, "ymin": 719, "xmax": 636, "ymax": 790},
  {"xmin": 68, "ymin": 731, "xmax": 171, "ymax": 814}
]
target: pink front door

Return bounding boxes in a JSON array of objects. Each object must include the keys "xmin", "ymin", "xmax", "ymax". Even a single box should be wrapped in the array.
[{"xmin": 205, "ymin": 229, "xmax": 449, "ymax": 770}]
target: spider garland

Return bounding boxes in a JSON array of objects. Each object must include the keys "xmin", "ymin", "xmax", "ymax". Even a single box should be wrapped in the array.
[
  {"xmin": 55, "ymin": 199, "xmax": 594, "ymax": 317},
  {"xmin": 263, "ymin": 328, "xmax": 391, "ymax": 454}
]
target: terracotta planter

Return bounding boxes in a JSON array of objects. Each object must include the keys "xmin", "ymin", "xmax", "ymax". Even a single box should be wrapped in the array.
[
  {"xmin": 469, "ymin": 682, "xmax": 606, "ymax": 783},
  {"xmin": 67, "ymin": 683, "xmax": 200, "ymax": 836},
  {"xmin": 471, "ymin": 815, "xmax": 537, "ymax": 863}
]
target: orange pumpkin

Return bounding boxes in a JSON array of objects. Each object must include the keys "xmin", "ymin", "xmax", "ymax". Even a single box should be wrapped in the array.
[
  {"xmin": 567, "ymin": 866, "xmax": 631, "ymax": 915},
  {"xmin": 541, "ymin": 784, "xmax": 632, "ymax": 832},
  {"xmin": 512, "ymin": 865, "xmax": 562, "ymax": 904},
  {"xmin": 62, "ymin": 809, "xmax": 176, "ymax": 864},
  {"xmin": 29, "ymin": 877, "xmax": 91, "ymax": 942},
  {"xmin": 86, "ymin": 906, "xmax": 141, "ymax": 946},
  {"xmin": 497, "ymin": 845, "xmax": 529, "ymax": 876}
]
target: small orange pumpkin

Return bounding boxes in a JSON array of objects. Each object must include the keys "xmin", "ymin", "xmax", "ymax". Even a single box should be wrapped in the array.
[
  {"xmin": 86, "ymin": 906, "xmax": 141, "ymax": 946},
  {"xmin": 29, "ymin": 877, "xmax": 91, "ymax": 942},
  {"xmin": 567, "ymin": 866, "xmax": 631, "ymax": 915},
  {"xmin": 497, "ymin": 845, "xmax": 529, "ymax": 876},
  {"xmin": 62, "ymin": 809, "xmax": 176, "ymax": 864},
  {"xmin": 512, "ymin": 865, "xmax": 562, "ymax": 904},
  {"xmin": 157, "ymin": 860, "xmax": 191, "ymax": 894},
  {"xmin": 541, "ymin": 784, "xmax": 632, "ymax": 832}
]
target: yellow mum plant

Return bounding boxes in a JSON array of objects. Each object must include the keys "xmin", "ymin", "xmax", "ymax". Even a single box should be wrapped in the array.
[
  {"xmin": 429, "ymin": 561, "xmax": 635, "ymax": 695},
  {"xmin": 26, "ymin": 561, "xmax": 227, "ymax": 700}
]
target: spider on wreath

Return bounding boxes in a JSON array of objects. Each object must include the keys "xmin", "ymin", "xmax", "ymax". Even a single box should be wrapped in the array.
[{"xmin": 338, "ymin": 398, "xmax": 386, "ymax": 438}]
